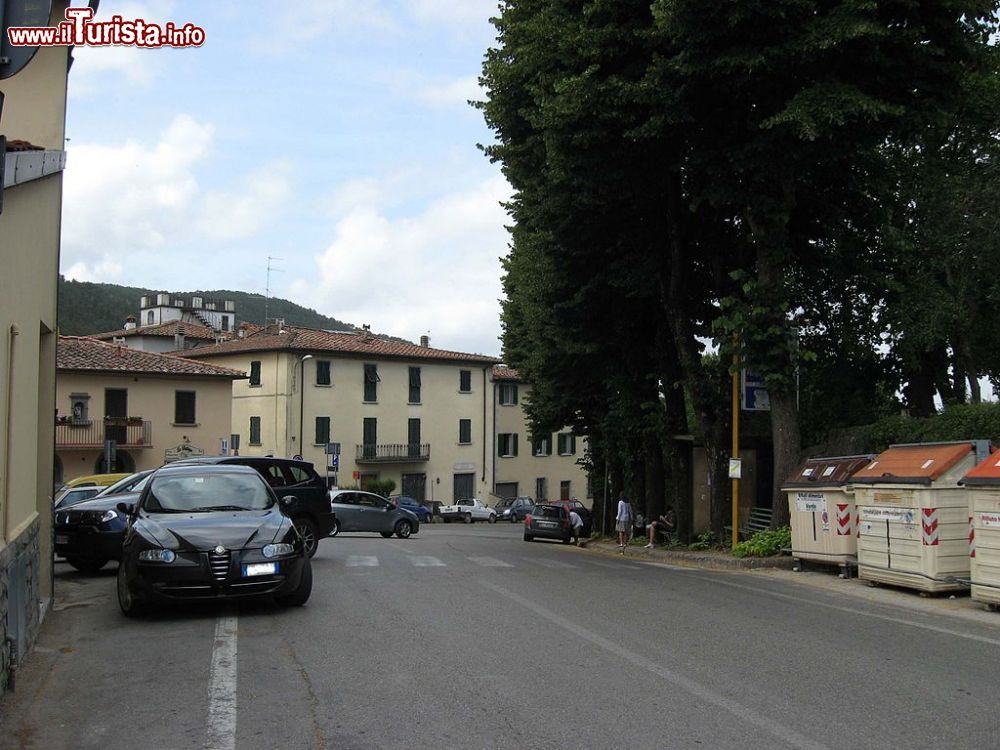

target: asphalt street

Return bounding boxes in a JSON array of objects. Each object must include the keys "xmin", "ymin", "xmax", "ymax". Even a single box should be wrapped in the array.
[{"xmin": 1, "ymin": 522, "xmax": 999, "ymax": 750}]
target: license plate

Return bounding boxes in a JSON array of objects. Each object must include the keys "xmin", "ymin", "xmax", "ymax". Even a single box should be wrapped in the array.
[
  {"xmin": 538, "ymin": 522, "xmax": 556, "ymax": 528},
  {"xmin": 55, "ymin": 535, "xmax": 69, "ymax": 544},
  {"xmin": 243, "ymin": 562, "xmax": 276, "ymax": 577}
]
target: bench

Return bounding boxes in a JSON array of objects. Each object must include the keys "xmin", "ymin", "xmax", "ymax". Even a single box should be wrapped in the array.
[{"xmin": 739, "ymin": 506, "xmax": 773, "ymax": 540}]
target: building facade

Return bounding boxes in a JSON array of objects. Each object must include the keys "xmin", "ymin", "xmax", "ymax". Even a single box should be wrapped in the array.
[
  {"xmin": 0, "ymin": 1, "xmax": 71, "ymax": 695},
  {"xmin": 55, "ymin": 337, "xmax": 245, "ymax": 483}
]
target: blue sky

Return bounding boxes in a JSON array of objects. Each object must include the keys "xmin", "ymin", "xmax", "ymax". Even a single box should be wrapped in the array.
[{"xmin": 62, "ymin": 0, "xmax": 510, "ymax": 356}]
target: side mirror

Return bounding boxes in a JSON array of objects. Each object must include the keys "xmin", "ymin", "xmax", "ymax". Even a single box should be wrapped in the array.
[
  {"xmin": 116, "ymin": 502, "xmax": 135, "ymax": 516},
  {"xmin": 279, "ymin": 496, "xmax": 296, "ymax": 513}
]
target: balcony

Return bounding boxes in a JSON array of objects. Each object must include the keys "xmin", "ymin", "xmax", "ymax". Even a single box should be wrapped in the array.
[
  {"xmin": 55, "ymin": 418, "xmax": 153, "ymax": 450},
  {"xmin": 355, "ymin": 443, "xmax": 430, "ymax": 464}
]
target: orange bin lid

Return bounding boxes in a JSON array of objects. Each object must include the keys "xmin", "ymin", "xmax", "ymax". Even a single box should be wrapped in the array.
[
  {"xmin": 961, "ymin": 450, "xmax": 1000, "ymax": 486},
  {"xmin": 850, "ymin": 443, "xmax": 974, "ymax": 486},
  {"xmin": 782, "ymin": 455, "xmax": 876, "ymax": 488}
]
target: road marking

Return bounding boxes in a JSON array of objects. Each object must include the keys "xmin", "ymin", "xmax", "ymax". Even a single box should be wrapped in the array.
[
  {"xmin": 412, "ymin": 556, "xmax": 446, "ymax": 567},
  {"xmin": 206, "ymin": 615, "xmax": 238, "ymax": 750},
  {"xmin": 346, "ymin": 555, "xmax": 379, "ymax": 567},
  {"xmin": 482, "ymin": 581, "xmax": 829, "ymax": 750},
  {"xmin": 532, "ymin": 559, "xmax": 577, "ymax": 569},
  {"xmin": 468, "ymin": 556, "xmax": 513, "ymax": 568}
]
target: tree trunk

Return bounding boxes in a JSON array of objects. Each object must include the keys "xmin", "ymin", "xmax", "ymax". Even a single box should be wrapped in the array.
[
  {"xmin": 642, "ymin": 431, "xmax": 665, "ymax": 521},
  {"xmin": 769, "ymin": 389, "xmax": 800, "ymax": 528}
]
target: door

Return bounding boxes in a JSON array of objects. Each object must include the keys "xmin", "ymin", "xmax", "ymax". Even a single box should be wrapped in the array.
[
  {"xmin": 363, "ymin": 418, "xmax": 377, "ymax": 459},
  {"xmin": 495, "ymin": 482, "xmax": 518, "ymax": 500},
  {"xmin": 453, "ymin": 473, "xmax": 475, "ymax": 502},
  {"xmin": 105, "ymin": 388, "xmax": 128, "ymax": 445},
  {"xmin": 330, "ymin": 492, "xmax": 362, "ymax": 531},
  {"xmin": 560, "ymin": 480, "xmax": 571, "ymax": 500},
  {"xmin": 357, "ymin": 491, "xmax": 394, "ymax": 532},
  {"xmin": 407, "ymin": 418, "xmax": 421, "ymax": 458},
  {"xmin": 402, "ymin": 473, "xmax": 426, "ymax": 503}
]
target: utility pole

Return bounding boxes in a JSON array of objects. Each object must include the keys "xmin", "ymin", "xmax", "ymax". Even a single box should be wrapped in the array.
[{"xmin": 264, "ymin": 256, "xmax": 283, "ymax": 326}]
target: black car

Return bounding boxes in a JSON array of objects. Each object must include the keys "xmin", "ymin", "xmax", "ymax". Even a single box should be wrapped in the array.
[
  {"xmin": 523, "ymin": 504, "xmax": 573, "ymax": 544},
  {"xmin": 115, "ymin": 464, "xmax": 311, "ymax": 616},
  {"xmin": 171, "ymin": 456, "xmax": 334, "ymax": 557},
  {"xmin": 54, "ymin": 490, "xmax": 140, "ymax": 573}
]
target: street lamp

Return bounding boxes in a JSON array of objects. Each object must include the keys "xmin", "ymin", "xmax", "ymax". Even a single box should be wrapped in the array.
[{"xmin": 297, "ymin": 354, "xmax": 313, "ymax": 456}]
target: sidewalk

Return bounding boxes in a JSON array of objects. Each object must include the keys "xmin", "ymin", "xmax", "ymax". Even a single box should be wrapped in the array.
[{"xmin": 580, "ymin": 536, "xmax": 796, "ymax": 571}]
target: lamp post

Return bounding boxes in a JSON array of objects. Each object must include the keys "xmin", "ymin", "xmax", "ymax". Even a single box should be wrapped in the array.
[{"xmin": 297, "ymin": 354, "xmax": 313, "ymax": 456}]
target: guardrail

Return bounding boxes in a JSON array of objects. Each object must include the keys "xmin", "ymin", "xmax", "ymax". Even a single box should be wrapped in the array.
[{"xmin": 355, "ymin": 443, "xmax": 430, "ymax": 463}]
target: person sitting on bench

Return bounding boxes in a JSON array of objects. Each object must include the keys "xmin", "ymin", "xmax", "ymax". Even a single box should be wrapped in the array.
[{"xmin": 644, "ymin": 506, "xmax": 676, "ymax": 548}]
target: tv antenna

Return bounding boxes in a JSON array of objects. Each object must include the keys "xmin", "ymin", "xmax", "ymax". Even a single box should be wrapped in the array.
[{"xmin": 264, "ymin": 255, "xmax": 283, "ymax": 327}]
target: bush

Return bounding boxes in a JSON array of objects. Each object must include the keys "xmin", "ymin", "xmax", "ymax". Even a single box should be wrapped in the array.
[
  {"xmin": 862, "ymin": 403, "xmax": 1000, "ymax": 452},
  {"xmin": 688, "ymin": 531, "xmax": 719, "ymax": 551},
  {"xmin": 365, "ymin": 478, "xmax": 396, "ymax": 497},
  {"xmin": 732, "ymin": 527, "xmax": 791, "ymax": 558}
]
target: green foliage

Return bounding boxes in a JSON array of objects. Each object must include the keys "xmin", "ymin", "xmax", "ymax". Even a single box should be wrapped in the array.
[
  {"xmin": 365, "ymin": 478, "xmax": 397, "ymax": 498},
  {"xmin": 861, "ymin": 404, "xmax": 1000, "ymax": 453},
  {"xmin": 688, "ymin": 531, "xmax": 719, "ymax": 551},
  {"xmin": 733, "ymin": 527, "xmax": 791, "ymax": 558}
]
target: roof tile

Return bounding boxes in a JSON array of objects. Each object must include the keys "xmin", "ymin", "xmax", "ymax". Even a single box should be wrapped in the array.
[{"xmin": 58, "ymin": 336, "xmax": 246, "ymax": 378}]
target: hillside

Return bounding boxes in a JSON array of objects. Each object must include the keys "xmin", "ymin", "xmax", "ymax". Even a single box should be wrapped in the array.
[{"xmin": 58, "ymin": 277, "xmax": 356, "ymax": 336}]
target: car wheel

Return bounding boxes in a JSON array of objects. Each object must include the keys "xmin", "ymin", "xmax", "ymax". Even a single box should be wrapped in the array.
[
  {"xmin": 488, "ymin": 514, "xmax": 496, "ymax": 524},
  {"xmin": 510, "ymin": 514, "xmax": 518, "ymax": 524},
  {"xmin": 294, "ymin": 517, "xmax": 319, "ymax": 558},
  {"xmin": 380, "ymin": 531, "xmax": 393, "ymax": 538},
  {"xmin": 329, "ymin": 517, "xmax": 340, "ymax": 537},
  {"xmin": 523, "ymin": 534, "xmax": 533, "ymax": 542},
  {"xmin": 66, "ymin": 556, "xmax": 108, "ymax": 574},
  {"xmin": 464, "ymin": 513, "xmax": 472, "ymax": 524},
  {"xmin": 394, "ymin": 520, "xmax": 413, "ymax": 539},
  {"xmin": 276, "ymin": 557, "xmax": 312, "ymax": 607},
  {"xmin": 117, "ymin": 563, "xmax": 145, "ymax": 617}
]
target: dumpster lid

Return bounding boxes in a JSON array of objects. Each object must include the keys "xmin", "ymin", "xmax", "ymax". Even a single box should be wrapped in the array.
[
  {"xmin": 782, "ymin": 455, "xmax": 877, "ymax": 488},
  {"xmin": 960, "ymin": 450, "xmax": 1000, "ymax": 486},
  {"xmin": 850, "ymin": 443, "xmax": 975, "ymax": 485}
]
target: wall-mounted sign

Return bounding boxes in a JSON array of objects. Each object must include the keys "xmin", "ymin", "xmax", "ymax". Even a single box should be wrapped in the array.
[
  {"xmin": 728, "ymin": 459, "xmax": 742, "ymax": 479},
  {"xmin": 165, "ymin": 440, "xmax": 205, "ymax": 463}
]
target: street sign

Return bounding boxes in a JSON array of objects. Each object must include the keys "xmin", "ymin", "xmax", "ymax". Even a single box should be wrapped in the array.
[
  {"xmin": 742, "ymin": 370, "xmax": 770, "ymax": 411},
  {"xmin": 220, "ymin": 438, "xmax": 229, "ymax": 456},
  {"xmin": 331, "ymin": 453, "xmax": 339, "ymax": 468},
  {"xmin": 728, "ymin": 458, "xmax": 742, "ymax": 479},
  {"xmin": 352, "ymin": 470, "xmax": 360, "ymax": 480},
  {"xmin": 103, "ymin": 439, "xmax": 117, "ymax": 472},
  {"xmin": 325, "ymin": 442, "xmax": 341, "ymax": 455}
]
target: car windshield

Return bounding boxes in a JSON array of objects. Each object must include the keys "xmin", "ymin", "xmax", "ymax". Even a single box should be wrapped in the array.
[
  {"xmin": 96, "ymin": 472, "xmax": 149, "ymax": 497},
  {"xmin": 495, "ymin": 498, "xmax": 513, "ymax": 509},
  {"xmin": 144, "ymin": 473, "xmax": 273, "ymax": 513},
  {"xmin": 55, "ymin": 487, "xmax": 101, "ymax": 509},
  {"xmin": 534, "ymin": 505, "xmax": 564, "ymax": 520}
]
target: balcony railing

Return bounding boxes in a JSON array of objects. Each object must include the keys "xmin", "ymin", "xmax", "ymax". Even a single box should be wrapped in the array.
[
  {"xmin": 355, "ymin": 443, "xmax": 430, "ymax": 463},
  {"xmin": 55, "ymin": 419, "xmax": 153, "ymax": 449}
]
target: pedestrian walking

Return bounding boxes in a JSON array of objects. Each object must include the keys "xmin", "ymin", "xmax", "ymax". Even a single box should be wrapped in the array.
[
  {"xmin": 569, "ymin": 509, "xmax": 584, "ymax": 545},
  {"xmin": 616, "ymin": 494, "xmax": 631, "ymax": 552}
]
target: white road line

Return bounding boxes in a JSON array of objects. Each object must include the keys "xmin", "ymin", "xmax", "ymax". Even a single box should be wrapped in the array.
[
  {"xmin": 532, "ymin": 559, "xmax": 577, "ymax": 569},
  {"xmin": 206, "ymin": 615, "xmax": 238, "ymax": 750},
  {"xmin": 412, "ymin": 556, "xmax": 446, "ymax": 567},
  {"xmin": 468, "ymin": 556, "xmax": 514, "ymax": 568},
  {"xmin": 481, "ymin": 581, "xmax": 828, "ymax": 750},
  {"xmin": 346, "ymin": 555, "xmax": 379, "ymax": 567}
]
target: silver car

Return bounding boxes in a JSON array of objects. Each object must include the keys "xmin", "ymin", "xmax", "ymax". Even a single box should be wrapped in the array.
[{"xmin": 329, "ymin": 490, "xmax": 419, "ymax": 538}]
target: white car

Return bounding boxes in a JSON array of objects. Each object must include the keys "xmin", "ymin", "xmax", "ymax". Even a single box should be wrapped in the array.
[{"xmin": 439, "ymin": 498, "xmax": 497, "ymax": 524}]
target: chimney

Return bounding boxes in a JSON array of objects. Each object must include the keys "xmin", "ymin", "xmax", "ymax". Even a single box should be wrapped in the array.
[
  {"xmin": 124, "ymin": 314, "xmax": 137, "ymax": 331},
  {"xmin": 361, "ymin": 324, "xmax": 372, "ymax": 342},
  {"xmin": 420, "ymin": 335, "xmax": 429, "ymax": 348},
  {"xmin": 174, "ymin": 325, "xmax": 185, "ymax": 350}
]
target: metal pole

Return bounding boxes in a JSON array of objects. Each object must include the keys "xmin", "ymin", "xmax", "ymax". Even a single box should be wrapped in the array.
[
  {"xmin": 731, "ymin": 348, "xmax": 740, "ymax": 551},
  {"xmin": 298, "ymin": 354, "xmax": 312, "ymax": 457}
]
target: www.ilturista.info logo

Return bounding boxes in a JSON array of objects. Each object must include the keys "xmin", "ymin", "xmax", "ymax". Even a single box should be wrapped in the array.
[{"xmin": 7, "ymin": 7, "xmax": 204, "ymax": 48}]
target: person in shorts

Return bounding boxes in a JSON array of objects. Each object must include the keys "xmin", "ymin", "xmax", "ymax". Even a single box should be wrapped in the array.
[
  {"xmin": 645, "ymin": 506, "xmax": 677, "ymax": 548},
  {"xmin": 616, "ymin": 494, "xmax": 631, "ymax": 551}
]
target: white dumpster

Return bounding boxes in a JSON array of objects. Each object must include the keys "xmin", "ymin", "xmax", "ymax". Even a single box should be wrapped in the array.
[{"xmin": 960, "ymin": 452, "xmax": 1000, "ymax": 609}]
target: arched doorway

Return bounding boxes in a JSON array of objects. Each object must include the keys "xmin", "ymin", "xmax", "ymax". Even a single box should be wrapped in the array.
[{"xmin": 93, "ymin": 450, "xmax": 135, "ymax": 475}]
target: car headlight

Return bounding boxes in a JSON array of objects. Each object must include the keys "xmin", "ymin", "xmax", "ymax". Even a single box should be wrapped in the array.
[
  {"xmin": 138, "ymin": 549, "xmax": 176, "ymax": 563},
  {"xmin": 99, "ymin": 509, "xmax": 117, "ymax": 523},
  {"xmin": 262, "ymin": 543, "xmax": 294, "ymax": 558}
]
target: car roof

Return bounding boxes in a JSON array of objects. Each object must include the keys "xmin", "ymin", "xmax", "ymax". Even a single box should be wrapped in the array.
[
  {"xmin": 64, "ymin": 473, "xmax": 132, "ymax": 488},
  {"xmin": 171, "ymin": 455, "xmax": 315, "ymax": 469},
  {"xmin": 151, "ymin": 464, "xmax": 261, "ymax": 479}
]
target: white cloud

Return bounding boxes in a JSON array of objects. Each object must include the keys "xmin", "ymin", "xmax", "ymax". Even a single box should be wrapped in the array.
[
  {"xmin": 260, "ymin": 0, "xmax": 397, "ymax": 47},
  {"xmin": 404, "ymin": 0, "xmax": 501, "ymax": 26},
  {"xmin": 61, "ymin": 115, "xmax": 292, "ymax": 282},
  {"xmin": 290, "ymin": 174, "xmax": 512, "ymax": 355},
  {"xmin": 416, "ymin": 75, "xmax": 483, "ymax": 108}
]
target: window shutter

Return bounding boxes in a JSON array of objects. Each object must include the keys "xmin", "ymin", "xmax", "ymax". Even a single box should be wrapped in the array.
[{"xmin": 512, "ymin": 434, "xmax": 518, "ymax": 457}]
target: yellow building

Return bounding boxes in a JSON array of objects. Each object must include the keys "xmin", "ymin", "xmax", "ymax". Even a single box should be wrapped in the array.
[
  {"xmin": 490, "ymin": 366, "xmax": 590, "ymax": 504},
  {"xmin": 0, "ymin": 1, "xmax": 71, "ymax": 695},
  {"xmin": 55, "ymin": 337, "xmax": 245, "ymax": 482}
]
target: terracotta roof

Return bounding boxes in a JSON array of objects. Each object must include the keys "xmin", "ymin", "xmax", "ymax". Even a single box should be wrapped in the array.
[
  {"xmin": 93, "ymin": 320, "xmax": 220, "ymax": 341},
  {"xmin": 6, "ymin": 139, "xmax": 43, "ymax": 152},
  {"xmin": 58, "ymin": 336, "xmax": 246, "ymax": 379},
  {"xmin": 850, "ymin": 443, "xmax": 974, "ymax": 485},
  {"xmin": 179, "ymin": 325, "xmax": 500, "ymax": 364},
  {"xmin": 492, "ymin": 365, "xmax": 521, "ymax": 381}
]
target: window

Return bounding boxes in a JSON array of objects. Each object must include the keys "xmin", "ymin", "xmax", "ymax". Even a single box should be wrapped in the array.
[
  {"xmin": 363, "ymin": 363, "xmax": 379, "ymax": 401},
  {"xmin": 453, "ymin": 472, "xmax": 475, "ymax": 501},
  {"xmin": 146, "ymin": 311, "xmax": 154, "ymax": 325},
  {"xmin": 536, "ymin": 477, "xmax": 548, "ymax": 501},
  {"xmin": 459, "ymin": 370, "xmax": 472, "ymax": 392},
  {"xmin": 316, "ymin": 360, "xmax": 331, "ymax": 386},
  {"xmin": 560, "ymin": 480, "xmax": 571, "ymax": 500},
  {"xmin": 249, "ymin": 416, "xmax": 261, "ymax": 445},
  {"xmin": 249, "ymin": 360, "xmax": 261, "ymax": 386},
  {"xmin": 221, "ymin": 317, "xmax": 230, "ymax": 332},
  {"xmin": 499, "ymin": 383, "xmax": 518, "ymax": 405},
  {"xmin": 459, "ymin": 419, "xmax": 472, "ymax": 444},
  {"xmin": 315, "ymin": 416, "xmax": 330, "ymax": 445},
  {"xmin": 408, "ymin": 418, "xmax": 421, "ymax": 457},
  {"xmin": 408, "ymin": 366, "xmax": 421, "ymax": 403},
  {"xmin": 533, "ymin": 435, "xmax": 552, "ymax": 456},
  {"xmin": 498, "ymin": 433, "xmax": 518, "ymax": 457},
  {"xmin": 557, "ymin": 433, "xmax": 577, "ymax": 456},
  {"xmin": 174, "ymin": 391, "xmax": 196, "ymax": 425},
  {"xmin": 362, "ymin": 417, "xmax": 377, "ymax": 458}
]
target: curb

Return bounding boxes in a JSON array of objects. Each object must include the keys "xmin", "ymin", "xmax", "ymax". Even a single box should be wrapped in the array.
[{"xmin": 583, "ymin": 541, "xmax": 796, "ymax": 571}]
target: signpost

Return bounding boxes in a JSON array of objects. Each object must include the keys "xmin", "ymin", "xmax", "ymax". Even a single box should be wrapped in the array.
[
  {"xmin": 103, "ymin": 439, "xmax": 116, "ymax": 473},
  {"xmin": 325, "ymin": 442, "xmax": 341, "ymax": 488}
]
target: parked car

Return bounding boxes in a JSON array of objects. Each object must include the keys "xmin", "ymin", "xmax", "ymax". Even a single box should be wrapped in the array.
[
  {"xmin": 94, "ymin": 469, "xmax": 155, "ymax": 497},
  {"xmin": 389, "ymin": 495, "xmax": 432, "ymax": 523},
  {"xmin": 439, "ymin": 498, "xmax": 497, "ymax": 523},
  {"xmin": 547, "ymin": 499, "xmax": 593, "ymax": 536},
  {"xmin": 329, "ymin": 490, "xmax": 420, "ymax": 538},
  {"xmin": 60, "ymin": 473, "xmax": 132, "ymax": 491},
  {"xmin": 54, "ymin": 485, "xmax": 104, "ymax": 510},
  {"xmin": 523, "ymin": 504, "xmax": 572, "ymax": 544},
  {"xmin": 115, "ymin": 464, "xmax": 311, "ymax": 616},
  {"xmin": 54, "ymin": 490, "xmax": 140, "ymax": 572},
  {"xmin": 170, "ymin": 456, "xmax": 335, "ymax": 557},
  {"xmin": 495, "ymin": 496, "xmax": 534, "ymax": 523}
]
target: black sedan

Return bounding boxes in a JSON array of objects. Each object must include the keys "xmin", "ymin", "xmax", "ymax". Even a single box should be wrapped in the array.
[
  {"xmin": 116, "ymin": 464, "xmax": 312, "ymax": 616},
  {"xmin": 523, "ymin": 504, "xmax": 573, "ymax": 544},
  {"xmin": 54, "ymin": 490, "xmax": 139, "ymax": 572}
]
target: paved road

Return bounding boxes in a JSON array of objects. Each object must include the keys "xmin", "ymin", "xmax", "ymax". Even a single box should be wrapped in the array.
[{"xmin": 2, "ymin": 523, "xmax": 999, "ymax": 750}]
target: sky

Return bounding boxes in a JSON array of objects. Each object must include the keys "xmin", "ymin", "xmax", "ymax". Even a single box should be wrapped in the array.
[{"xmin": 61, "ymin": 0, "xmax": 510, "ymax": 356}]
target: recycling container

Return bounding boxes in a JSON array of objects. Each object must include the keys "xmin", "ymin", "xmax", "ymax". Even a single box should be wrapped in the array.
[
  {"xmin": 960, "ymin": 452, "xmax": 1000, "ymax": 608},
  {"xmin": 783, "ymin": 455, "xmax": 875, "ymax": 576},
  {"xmin": 851, "ymin": 442, "xmax": 983, "ymax": 593}
]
